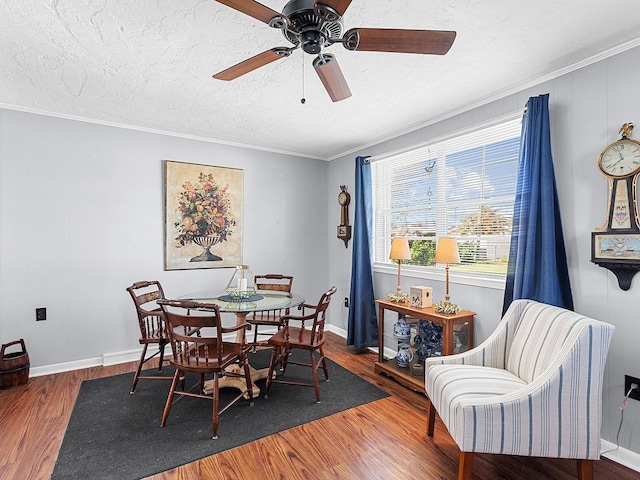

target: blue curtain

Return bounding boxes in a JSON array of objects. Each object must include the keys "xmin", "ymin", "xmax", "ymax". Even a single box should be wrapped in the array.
[
  {"xmin": 347, "ymin": 156, "xmax": 378, "ymax": 348},
  {"xmin": 502, "ymin": 94, "xmax": 574, "ymax": 313}
]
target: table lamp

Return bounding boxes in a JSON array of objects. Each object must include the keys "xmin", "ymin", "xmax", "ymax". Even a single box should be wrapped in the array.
[
  {"xmin": 389, "ymin": 238, "xmax": 411, "ymax": 294},
  {"xmin": 434, "ymin": 237, "xmax": 460, "ymax": 303}
]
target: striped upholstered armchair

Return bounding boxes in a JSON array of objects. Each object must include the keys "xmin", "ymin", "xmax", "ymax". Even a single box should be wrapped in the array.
[{"xmin": 424, "ymin": 299, "xmax": 615, "ymax": 480}]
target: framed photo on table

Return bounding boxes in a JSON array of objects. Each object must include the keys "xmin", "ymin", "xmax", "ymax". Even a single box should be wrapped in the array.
[{"xmin": 164, "ymin": 160, "xmax": 243, "ymax": 270}]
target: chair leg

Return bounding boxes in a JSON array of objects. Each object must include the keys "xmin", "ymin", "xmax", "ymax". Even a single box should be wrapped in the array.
[
  {"xmin": 252, "ymin": 325, "xmax": 259, "ymax": 353},
  {"xmin": 157, "ymin": 342, "xmax": 166, "ymax": 372},
  {"xmin": 319, "ymin": 346, "xmax": 329, "ymax": 381},
  {"xmin": 281, "ymin": 346, "xmax": 291, "ymax": 374},
  {"xmin": 212, "ymin": 372, "xmax": 220, "ymax": 439},
  {"xmin": 577, "ymin": 459, "xmax": 594, "ymax": 480},
  {"xmin": 265, "ymin": 346, "xmax": 278, "ymax": 398},
  {"xmin": 426, "ymin": 398, "xmax": 436, "ymax": 436},
  {"xmin": 130, "ymin": 344, "xmax": 149, "ymax": 394},
  {"xmin": 458, "ymin": 452, "xmax": 474, "ymax": 480},
  {"xmin": 310, "ymin": 351, "xmax": 321, "ymax": 403},
  {"xmin": 161, "ymin": 369, "xmax": 180, "ymax": 427},
  {"xmin": 241, "ymin": 354, "xmax": 254, "ymax": 403}
]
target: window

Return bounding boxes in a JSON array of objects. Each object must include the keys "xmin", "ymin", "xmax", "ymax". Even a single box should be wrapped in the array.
[{"xmin": 372, "ymin": 115, "xmax": 522, "ymax": 277}]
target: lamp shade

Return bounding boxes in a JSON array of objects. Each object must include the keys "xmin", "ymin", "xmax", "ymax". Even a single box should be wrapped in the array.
[
  {"xmin": 434, "ymin": 237, "xmax": 460, "ymax": 264},
  {"xmin": 389, "ymin": 238, "xmax": 411, "ymax": 260}
]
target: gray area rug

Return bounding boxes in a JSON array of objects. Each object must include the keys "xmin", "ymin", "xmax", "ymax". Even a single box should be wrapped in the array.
[{"xmin": 52, "ymin": 349, "xmax": 389, "ymax": 479}]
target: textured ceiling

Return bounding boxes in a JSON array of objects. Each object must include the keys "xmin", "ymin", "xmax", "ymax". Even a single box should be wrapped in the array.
[{"xmin": 2, "ymin": 1, "xmax": 640, "ymax": 160}]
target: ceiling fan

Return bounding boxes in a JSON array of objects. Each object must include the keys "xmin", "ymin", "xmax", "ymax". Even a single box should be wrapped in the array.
[{"xmin": 212, "ymin": 0, "xmax": 456, "ymax": 102}]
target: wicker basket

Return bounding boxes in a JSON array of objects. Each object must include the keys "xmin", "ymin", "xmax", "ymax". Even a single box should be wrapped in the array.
[{"xmin": 0, "ymin": 339, "xmax": 30, "ymax": 389}]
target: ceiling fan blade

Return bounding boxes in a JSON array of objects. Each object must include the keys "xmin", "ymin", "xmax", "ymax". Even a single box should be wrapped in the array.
[
  {"xmin": 215, "ymin": 0, "xmax": 287, "ymax": 27},
  {"xmin": 213, "ymin": 48, "xmax": 292, "ymax": 81},
  {"xmin": 314, "ymin": 0, "xmax": 352, "ymax": 18},
  {"xmin": 343, "ymin": 28, "xmax": 456, "ymax": 55},
  {"xmin": 313, "ymin": 54, "xmax": 352, "ymax": 102}
]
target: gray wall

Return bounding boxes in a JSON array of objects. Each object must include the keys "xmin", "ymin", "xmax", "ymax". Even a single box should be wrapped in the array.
[
  {"xmin": 0, "ymin": 111, "xmax": 328, "ymax": 367},
  {"xmin": 329, "ymin": 45, "xmax": 640, "ymax": 457}
]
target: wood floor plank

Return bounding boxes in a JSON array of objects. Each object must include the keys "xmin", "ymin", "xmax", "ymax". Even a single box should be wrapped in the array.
[{"xmin": 0, "ymin": 332, "xmax": 637, "ymax": 480}]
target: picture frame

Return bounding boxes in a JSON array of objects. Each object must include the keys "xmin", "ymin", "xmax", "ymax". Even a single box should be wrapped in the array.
[{"xmin": 164, "ymin": 160, "xmax": 243, "ymax": 270}]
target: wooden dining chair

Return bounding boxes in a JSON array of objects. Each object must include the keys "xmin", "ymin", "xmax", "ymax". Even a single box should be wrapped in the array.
[
  {"xmin": 264, "ymin": 286, "xmax": 337, "ymax": 403},
  {"xmin": 157, "ymin": 299, "xmax": 254, "ymax": 439},
  {"xmin": 125, "ymin": 280, "xmax": 172, "ymax": 394},
  {"xmin": 246, "ymin": 274, "xmax": 294, "ymax": 352}
]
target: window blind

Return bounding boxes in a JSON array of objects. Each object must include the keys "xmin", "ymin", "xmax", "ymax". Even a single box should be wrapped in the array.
[{"xmin": 372, "ymin": 116, "xmax": 522, "ymax": 275}]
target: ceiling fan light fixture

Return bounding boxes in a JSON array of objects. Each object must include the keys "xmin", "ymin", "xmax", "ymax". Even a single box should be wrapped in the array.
[{"xmin": 301, "ymin": 29, "xmax": 326, "ymax": 54}]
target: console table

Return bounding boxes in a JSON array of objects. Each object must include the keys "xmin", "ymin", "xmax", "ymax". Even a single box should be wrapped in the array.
[{"xmin": 374, "ymin": 299, "xmax": 475, "ymax": 393}]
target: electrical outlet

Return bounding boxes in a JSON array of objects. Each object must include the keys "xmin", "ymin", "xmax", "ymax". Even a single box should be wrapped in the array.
[
  {"xmin": 344, "ymin": 297, "xmax": 349, "ymax": 308},
  {"xmin": 625, "ymin": 375, "xmax": 640, "ymax": 401},
  {"xmin": 36, "ymin": 307, "xmax": 47, "ymax": 321}
]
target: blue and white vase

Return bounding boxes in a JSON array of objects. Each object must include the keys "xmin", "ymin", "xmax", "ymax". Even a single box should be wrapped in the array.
[
  {"xmin": 393, "ymin": 316, "xmax": 411, "ymax": 341},
  {"xmin": 396, "ymin": 343, "xmax": 413, "ymax": 367},
  {"xmin": 415, "ymin": 341, "xmax": 431, "ymax": 361}
]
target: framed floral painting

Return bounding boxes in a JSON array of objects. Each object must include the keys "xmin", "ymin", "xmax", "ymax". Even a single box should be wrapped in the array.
[{"xmin": 164, "ymin": 160, "xmax": 243, "ymax": 270}]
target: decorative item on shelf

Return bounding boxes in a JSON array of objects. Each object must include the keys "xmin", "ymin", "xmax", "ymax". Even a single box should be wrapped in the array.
[
  {"xmin": 225, "ymin": 265, "xmax": 257, "ymax": 300},
  {"xmin": 389, "ymin": 237, "xmax": 411, "ymax": 294},
  {"xmin": 392, "ymin": 315, "xmax": 411, "ymax": 341},
  {"xmin": 434, "ymin": 237, "xmax": 461, "ymax": 314},
  {"xmin": 410, "ymin": 360, "xmax": 425, "ymax": 377},
  {"xmin": 453, "ymin": 324, "xmax": 469, "ymax": 354},
  {"xmin": 433, "ymin": 300, "xmax": 461, "ymax": 315},
  {"xmin": 418, "ymin": 319, "xmax": 443, "ymax": 357},
  {"xmin": 396, "ymin": 343, "xmax": 413, "ymax": 368},
  {"xmin": 410, "ymin": 286, "xmax": 432, "ymax": 308},
  {"xmin": 414, "ymin": 339, "xmax": 431, "ymax": 361},
  {"xmin": 387, "ymin": 291, "xmax": 409, "ymax": 303},
  {"xmin": 434, "ymin": 237, "xmax": 460, "ymax": 303}
]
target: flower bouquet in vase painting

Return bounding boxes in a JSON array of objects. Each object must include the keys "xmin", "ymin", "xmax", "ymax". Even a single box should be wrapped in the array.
[{"xmin": 174, "ymin": 172, "xmax": 236, "ymax": 262}]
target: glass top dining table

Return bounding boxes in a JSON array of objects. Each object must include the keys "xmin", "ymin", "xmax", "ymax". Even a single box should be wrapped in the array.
[
  {"xmin": 184, "ymin": 291, "xmax": 305, "ymax": 316},
  {"xmin": 179, "ymin": 291, "xmax": 305, "ymax": 398}
]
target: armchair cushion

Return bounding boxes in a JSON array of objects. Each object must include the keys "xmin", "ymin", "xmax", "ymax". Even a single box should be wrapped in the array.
[{"xmin": 426, "ymin": 364, "xmax": 527, "ymax": 443}]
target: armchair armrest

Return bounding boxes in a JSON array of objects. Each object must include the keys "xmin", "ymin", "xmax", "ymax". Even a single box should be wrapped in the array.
[{"xmin": 221, "ymin": 322, "xmax": 251, "ymax": 333}]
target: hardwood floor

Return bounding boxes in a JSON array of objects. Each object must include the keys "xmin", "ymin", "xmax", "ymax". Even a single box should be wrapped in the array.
[{"xmin": 0, "ymin": 332, "xmax": 637, "ymax": 479}]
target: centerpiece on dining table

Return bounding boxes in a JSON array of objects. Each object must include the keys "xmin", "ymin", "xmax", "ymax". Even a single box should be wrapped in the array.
[{"xmin": 225, "ymin": 265, "xmax": 258, "ymax": 301}]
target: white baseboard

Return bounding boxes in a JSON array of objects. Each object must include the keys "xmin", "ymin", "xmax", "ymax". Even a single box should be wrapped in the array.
[
  {"xmin": 30, "ymin": 356, "xmax": 104, "ymax": 377},
  {"xmin": 29, "ymin": 347, "xmax": 152, "ymax": 377},
  {"xmin": 326, "ymin": 324, "xmax": 347, "ymax": 338},
  {"xmin": 601, "ymin": 440, "xmax": 640, "ymax": 472},
  {"xmin": 103, "ymin": 348, "xmax": 144, "ymax": 366}
]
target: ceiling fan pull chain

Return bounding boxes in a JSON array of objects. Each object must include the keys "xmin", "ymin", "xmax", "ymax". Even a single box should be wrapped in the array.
[{"xmin": 301, "ymin": 51, "xmax": 306, "ymax": 104}]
